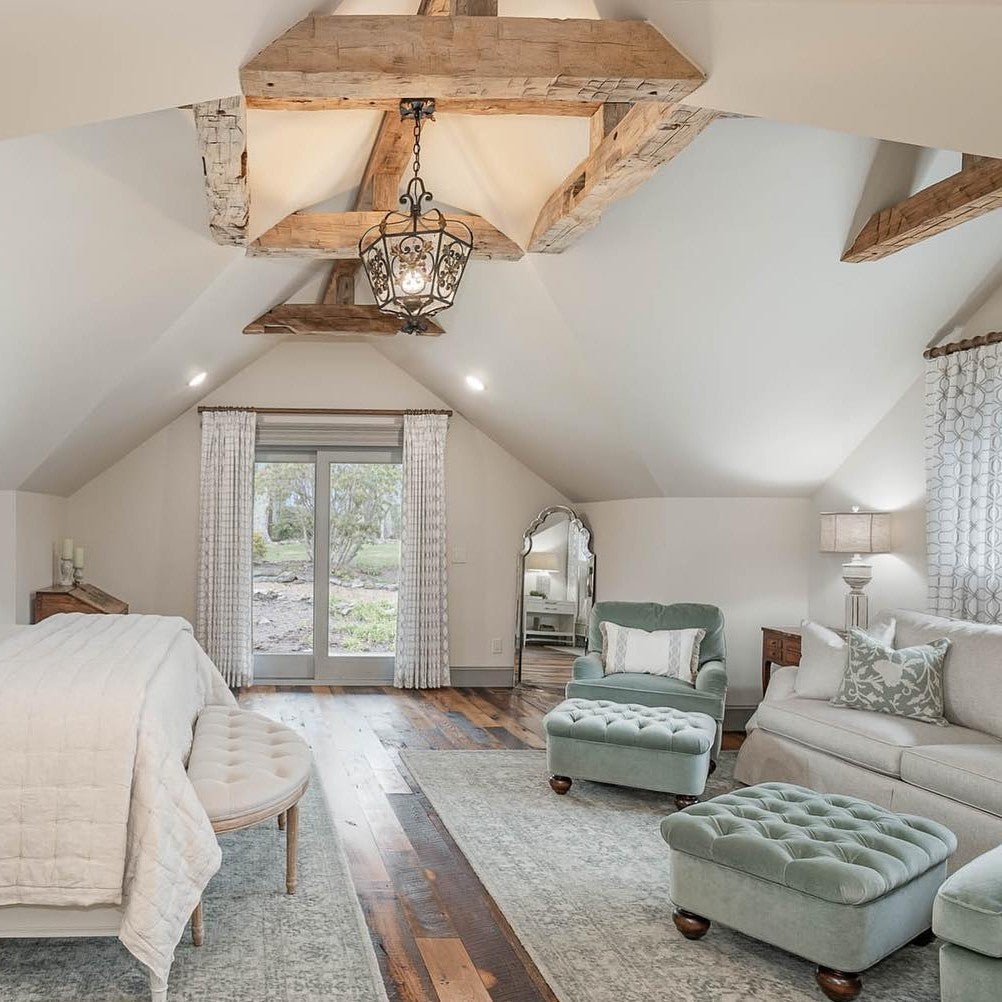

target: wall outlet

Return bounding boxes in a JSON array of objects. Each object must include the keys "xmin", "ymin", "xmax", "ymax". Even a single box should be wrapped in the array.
[{"xmin": 490, "ymin": 637, "xmax": 503, "ymax": 655}]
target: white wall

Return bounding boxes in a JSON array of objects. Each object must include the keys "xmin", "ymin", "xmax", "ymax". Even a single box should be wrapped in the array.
[
  {"xmin": 579, "ymin": 497, "xmax": 813, "ymax": 708},
  {"xmin": 66, "ymin": 342, "xmax": 567, "ymax": 670},
  {"xmin": 13, "ymin": 491, "xmax": 66, "ymax": 624},
  {"xmin": 808, "ymin": 380, "xmax": 926, "ymax": 626},
  {"xmin": 0, "ymin": 491, "xmax": 15, "ymax": 624}
]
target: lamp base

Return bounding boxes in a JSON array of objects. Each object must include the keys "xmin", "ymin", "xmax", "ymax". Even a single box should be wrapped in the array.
[{"xmin": 842, "ymin": 556, "xmax": 873, "ymax": 630}]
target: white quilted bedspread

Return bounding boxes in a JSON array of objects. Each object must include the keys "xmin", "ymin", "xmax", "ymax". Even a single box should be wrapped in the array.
[{"xmin": 0, "ymin": 613, "xmax": 235, "ymax": 982}]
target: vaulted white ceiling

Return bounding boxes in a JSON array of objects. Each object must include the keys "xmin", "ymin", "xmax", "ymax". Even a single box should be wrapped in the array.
[{"xmin": 3, "ymin": 1, "xmax": 1002, "ymax": 500}]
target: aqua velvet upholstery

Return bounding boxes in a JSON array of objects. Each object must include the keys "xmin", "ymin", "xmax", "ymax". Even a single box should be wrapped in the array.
[
  {"xmin": 568, "ymin": 602, "xmax": 727, "ymax": 758},
  {"xmin": 934, "ymin": 845, "xmax": 1002, "ymax": 1001},
  {"xmin": 544, "ymin": 699, "xmax": 716, "ymax": 797},
  {"xmin": 661, "ymin": 782, "xmax": 956, "ymax": 974}
]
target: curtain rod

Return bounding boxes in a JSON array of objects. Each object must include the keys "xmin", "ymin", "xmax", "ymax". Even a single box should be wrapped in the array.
[
  {"xmin": 197, "ymin": 406, "xmax": 452, "ymax": 416},
  {"xmin": 924, "ymin": 331, "xmax": 1002, "ymax": 360}
]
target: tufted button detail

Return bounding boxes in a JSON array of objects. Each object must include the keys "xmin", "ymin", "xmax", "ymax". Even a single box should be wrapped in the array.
[
  {"xmin": 187, "ymin": 707, "xmax": 312, "ymax": 824},
  {"xmin": 661, "ymin": 782, "xmax": 957, "ymax": 905},
  {"xmin": 543, "ymin": 698, "xmax": 716, "ymax": 754}
]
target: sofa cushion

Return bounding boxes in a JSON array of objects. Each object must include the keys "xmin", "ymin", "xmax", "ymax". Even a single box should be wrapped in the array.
[
  {"xmin": 661, "ymin": 782, "xmax": 956, "ymax": 905},
  {"xmin": 882, "ymin": 609, "xmax": 1002, "ymax": 740},
  {"xmin": 756, "ymin": 697, "xmax": 996, "ymax": 777},
  {"xmin": 933, "ymin": 844, "xmax": 1002, "ymax": 957},
  {"xmin": 901, "ymin": 744, "xmax": 1002, "ymax": 817},
  {"xmin": 794, "ymin": 619, "xmax": 895, "ymax": 701}
]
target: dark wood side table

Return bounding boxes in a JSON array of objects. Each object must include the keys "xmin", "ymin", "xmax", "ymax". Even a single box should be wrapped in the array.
[
  {"xmin": 32, "ymin": 584, "xmax": 128, "ymax": 624},
  {"xmin": 761, "ymin": 626, "xmax": 803, "ymax": 696}
]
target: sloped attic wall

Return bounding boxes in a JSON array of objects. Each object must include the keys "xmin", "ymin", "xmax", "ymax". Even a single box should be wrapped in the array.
[{"xmin": 63, "ymin": 342, "xmax": 568, "ymax": 672}]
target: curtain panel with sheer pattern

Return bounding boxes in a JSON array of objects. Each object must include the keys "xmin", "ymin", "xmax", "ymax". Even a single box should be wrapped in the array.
[
  {"xmin": 395, "ymin": 412, "xmax": 450, "ymax": 688},
  {"xmin": 196, "ymin": 409, "xmax": 256, "ymax": 686},
  {"xmin": 926, "ymin": 342, "xmax": 1002, "ymax": 622}
]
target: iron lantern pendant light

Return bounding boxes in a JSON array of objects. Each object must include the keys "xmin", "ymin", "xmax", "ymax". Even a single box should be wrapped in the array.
[{"xmin": 359, "ymin": 99, "xmax": 474, "ymax": 335}]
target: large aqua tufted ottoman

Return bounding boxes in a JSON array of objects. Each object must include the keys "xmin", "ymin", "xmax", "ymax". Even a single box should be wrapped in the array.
[
  {"xmin": 660, "ymin": 782, "xmax": 957, "ymax": 1000},
  {"xmin": 542, "ymin": 698, "xmax": 717, "ymax": 810},
  {"xmin": 933, "ymin": 844, "xmax": 1002, "ymax": 1002}
]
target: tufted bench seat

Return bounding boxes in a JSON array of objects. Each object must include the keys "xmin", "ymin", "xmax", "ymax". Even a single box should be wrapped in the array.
[
  {"xmin": 661, "ymin": 782, "xmax": 957, "ymax": 999},
  {"xmin": 543, "ymin": 698, "xmax": 717, "ymax": 809},
  {"xmin": 186, "ymin": 706, "xmax": 312, "ymax": 946}
]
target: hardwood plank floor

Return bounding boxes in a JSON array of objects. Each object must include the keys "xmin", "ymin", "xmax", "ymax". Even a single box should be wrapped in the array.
[{"xmin": 239, "ymin": 685, "xmax": 743, "ymax": 1002}]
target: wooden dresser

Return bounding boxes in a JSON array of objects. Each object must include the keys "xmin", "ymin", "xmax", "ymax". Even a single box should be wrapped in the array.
[
  {"xmin": 32, "ymin": 584, "xmax": 128, "ymax": 624},
  {"xmin": 761, "ymin": 626, "xmax": 803, "ymax": 696}
]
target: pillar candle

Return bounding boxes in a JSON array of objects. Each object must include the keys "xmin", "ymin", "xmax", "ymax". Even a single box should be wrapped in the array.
[
  {"xmin": 73, "ymin": 547, "xmax": 84, "ymax": 569},
  {"xmin": 61, "ymin": 538, "xmax": 73, "ymax": 560}
]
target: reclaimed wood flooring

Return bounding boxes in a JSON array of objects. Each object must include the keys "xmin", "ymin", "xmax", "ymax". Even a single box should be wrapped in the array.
[{"xmin": 239, "ymin": 685, "xmax": 743, "ymax": 1002}]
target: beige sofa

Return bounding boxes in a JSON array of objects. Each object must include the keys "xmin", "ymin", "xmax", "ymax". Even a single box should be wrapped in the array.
[{"xmin": 735, "ymin": 609, "xmax": 1002, "ymax": 868}]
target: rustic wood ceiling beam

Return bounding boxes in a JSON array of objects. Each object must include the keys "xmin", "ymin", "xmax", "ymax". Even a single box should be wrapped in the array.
[
  {"xmin": 244, "ymin": 304, "xmax": 444, "ymax": 338},
  {"xmin": 245, "ymin": 96, "xmax": 602, "ymax": 116},
  {"xmin": 843, "ymin": 157, "xmax": 1002, "ymax": 262},
  {"xmin": 529, "ymin": 103, "xmax": 717, "ymax": 253},
  {"xmin": 192, "ymin": 96, "xmax": 249, "ymax": 245},
  {"xmin": 240, "ymin": 16, "xmax": 704, "ymax": 107},
  {"xmin": 418, "ymin": 0, "xmax": 497, "ymax": 14},
  {"xmin": 248, "ymin": 211, "xmax": 523, "ymax": 260}
]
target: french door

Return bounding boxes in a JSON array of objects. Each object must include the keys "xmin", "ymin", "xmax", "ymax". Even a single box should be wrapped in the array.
[{"xmin": 252, "ymin": 447, "xmax": 402, "ymax": 683}]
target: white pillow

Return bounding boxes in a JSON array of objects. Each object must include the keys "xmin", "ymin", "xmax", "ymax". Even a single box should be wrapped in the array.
[
  {"xmin": 793, "ymin": 619, "xmax": 896, "ymax": 700},
  {"xmin": 600, "ymin": 622, "xmax": 706, "ymax": 682}
]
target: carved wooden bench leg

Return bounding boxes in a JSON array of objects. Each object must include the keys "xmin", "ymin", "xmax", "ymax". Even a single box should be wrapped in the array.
[
  {"xmin": 278, "ymin": 810, "xmax": 286, "ymax": 831},
  {"xmin": 285, "ymin": 802, "xmax": 299, "ymax": 894},
  {"xmin": 672, "ymin": 908, "xmax": 710, "ymax": 940},
  {"xmin": 816, "ymin": 966, "xmax": 862, "ymax": 1000},
  {"xmin": 191, "ymin": 900, "xmax": 204, "ymax": 947}
]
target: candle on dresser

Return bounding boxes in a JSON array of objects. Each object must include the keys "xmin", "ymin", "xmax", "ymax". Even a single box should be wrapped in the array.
[
  {"xmin": 61, "ymin": 538, "xmax": 73, "ymax": 560},
  {"xmin": 73, "ymin": 547, "xmax": 84, "ymax": 569}
]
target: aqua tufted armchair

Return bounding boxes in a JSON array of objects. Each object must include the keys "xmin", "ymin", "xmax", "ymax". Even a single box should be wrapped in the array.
[{"xmin": 567, "ymin": 602, "xmax": 728, "ymax": 760}]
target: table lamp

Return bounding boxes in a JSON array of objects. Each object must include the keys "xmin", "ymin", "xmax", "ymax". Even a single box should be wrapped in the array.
[
  {"xmin": 526, "ymin": 551, "xmax": 560, "ymax": 597},
  {"xmin": 819, "ymin": 507, "xmax": 891, "ymax": 629}
]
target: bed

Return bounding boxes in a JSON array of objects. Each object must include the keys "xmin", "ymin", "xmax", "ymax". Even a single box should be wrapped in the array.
[{"xmin": 0, "ymin": 613, "xmax": 235, "ymax": 1000}]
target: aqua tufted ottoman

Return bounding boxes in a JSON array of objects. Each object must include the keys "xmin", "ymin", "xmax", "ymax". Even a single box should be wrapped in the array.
[
  {"xmin": 660, "ymin": 783, "xmax": 957, "ymax": 1000},
  {"xmin": 542, "ymin": 698, "xmax": 717, "ymax": 810}
]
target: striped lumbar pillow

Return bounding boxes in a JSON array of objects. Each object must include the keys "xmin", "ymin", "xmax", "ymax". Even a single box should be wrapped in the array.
[{"xmin": 600, "ymin": 622, "xmax": 706, "ymax": 682}]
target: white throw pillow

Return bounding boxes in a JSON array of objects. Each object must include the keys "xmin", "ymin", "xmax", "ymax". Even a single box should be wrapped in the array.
[
  {"xmin": 600, "ymin": 622, "xmax": 706, "ymax": 682},
  {"xmin": 793, "ymin": 619, "xmax": 896, "ymax": 700}
]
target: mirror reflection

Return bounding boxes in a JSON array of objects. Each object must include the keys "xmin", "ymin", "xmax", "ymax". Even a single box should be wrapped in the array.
[{"xmin": 516, "ymin": 506, "xmax": 595, "ymax": 687}]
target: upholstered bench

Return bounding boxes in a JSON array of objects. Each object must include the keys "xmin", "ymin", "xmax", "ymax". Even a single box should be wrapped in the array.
[
  {"xmin": 542, "ymin": 698, "xmax": 717, "ymax": 809},
  {"xmin": 661, "ymin": 783, "xmax": 956, "ymax": 1000},
  {"xmin": 934, "ymin": 843, "xmax": 1002, "ymax": 1002},
  {"xmin": 187, "ymin": 706, "xmax": 312, "ymax": 946}
]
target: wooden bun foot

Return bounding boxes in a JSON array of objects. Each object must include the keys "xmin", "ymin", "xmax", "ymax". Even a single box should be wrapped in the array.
[
  {"xmin": 549, "ymin": 775, "xmax": 572, "ymax": 795},
  {"xmin": 707, "ymin": 759, "xmax": 717, "ymax": 776},
  {"xmin": 816, "ymin": 967, "xmax": 862, "ymax": 1000},
  {"xmin": 674, "ymin": 794, "xmax": 699, "ymax": 810},
  {"xmin": 910, "ymin": 928, "xmax": 935, "ymax": 947},
  {"xmin": 672, "ymin": 908, "xmax": 710, "ymax": 940}
]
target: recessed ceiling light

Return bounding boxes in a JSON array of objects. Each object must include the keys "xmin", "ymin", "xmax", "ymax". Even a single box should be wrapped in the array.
[
  {"xmin": 188, "ymin": 371, "xmax": 208, "ymax": 388},
  {"xmin": 465, "ymin": 375, "xmax": 485, "ymax": 392}
]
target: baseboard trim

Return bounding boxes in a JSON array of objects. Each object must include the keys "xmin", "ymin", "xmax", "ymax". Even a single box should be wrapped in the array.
[
  {"xmin": 724, "ymin": 704, "xmax": 756, "ymax": 732},
  {"xmin": 450, "ymin": 667, "xmax": 516, "ymax": 687}
]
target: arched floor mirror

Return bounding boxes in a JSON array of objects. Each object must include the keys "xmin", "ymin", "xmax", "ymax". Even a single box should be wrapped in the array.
[{"xmin": 515, "ymin": 506, "xmax": 595, "ymax": 688}]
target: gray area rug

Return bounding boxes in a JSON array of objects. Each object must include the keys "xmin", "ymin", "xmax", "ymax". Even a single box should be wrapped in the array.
[
  {"xmin": 0, "ymin": 777, "xmax": 388, "ymax": 1002},
  {"xmin": 403, "ymin": 749, "xmax": 941, "ymax": 1002}
]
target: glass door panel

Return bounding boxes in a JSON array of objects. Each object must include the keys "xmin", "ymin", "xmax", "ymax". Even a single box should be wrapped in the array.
[
  {"xmin": 252, "ymin": 458, "xmax": 317, "ymax": 679},
  {"xmin": 327, "ymin": 462, "xmax": 402, "ymax": 657}
]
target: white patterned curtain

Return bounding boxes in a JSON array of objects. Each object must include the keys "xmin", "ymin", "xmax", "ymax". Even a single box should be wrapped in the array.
[
  {"xmin": 926, "ymin": 342, "xmax": 1002, "ymax": 622},
  {"xmin": 196, "ymin": 409, "xmax": 256, "ymax": 686},
  {"xmin": 395, "ymin": 413, "xmax": 450, "ymax": 688}
]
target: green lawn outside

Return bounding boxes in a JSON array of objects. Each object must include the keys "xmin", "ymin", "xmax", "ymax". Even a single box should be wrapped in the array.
[{"xmin": 259, "ymin": 538, "xmax": 401, "ymax": 577}]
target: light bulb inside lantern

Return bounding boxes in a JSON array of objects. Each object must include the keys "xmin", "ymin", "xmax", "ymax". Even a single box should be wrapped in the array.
[{"xmin": 399, "ymin": 265, "xmax": 429, "ymax": 296}]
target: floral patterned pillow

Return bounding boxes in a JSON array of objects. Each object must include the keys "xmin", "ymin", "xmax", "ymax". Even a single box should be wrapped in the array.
[{"xmin": 832, "ymin": 629, "xmax": 951, "ymax": 726}]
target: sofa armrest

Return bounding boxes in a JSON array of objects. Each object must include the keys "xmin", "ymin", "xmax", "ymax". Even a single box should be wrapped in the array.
[
  {"xmin": 572, "ymin": 653, "xmax": 604, "ymax": 680},
  {"xmin": 695, "ymin": 660, "xmax": 727, "ymax": 699}
]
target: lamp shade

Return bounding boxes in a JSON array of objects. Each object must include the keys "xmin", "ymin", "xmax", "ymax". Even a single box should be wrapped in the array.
[
  {"xmin": 526, "ymin": 552, "xmax": 560, "ymax": 572},
  {"xmin": 819, "ymin": 511, "xmax": 891, "ymax": 554}
]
